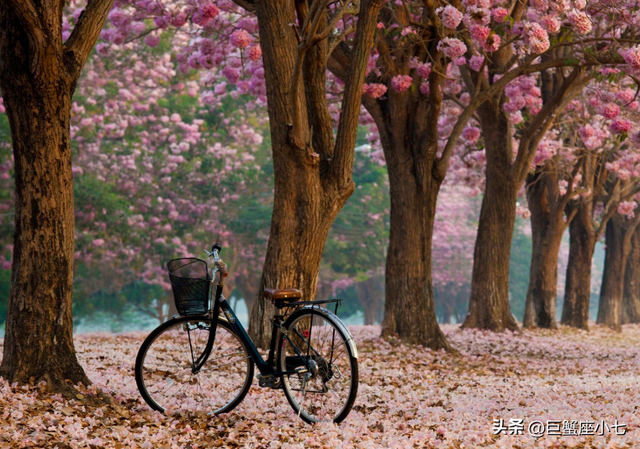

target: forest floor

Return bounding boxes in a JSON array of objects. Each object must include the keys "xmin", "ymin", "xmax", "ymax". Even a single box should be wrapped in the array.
[{"xmin": 1, "ymin": 323, "xmax": 640, "ymax": 448}]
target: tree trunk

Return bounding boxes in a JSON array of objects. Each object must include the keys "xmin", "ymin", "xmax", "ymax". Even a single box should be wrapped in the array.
[
  {"xmin": 381, "ymin": 144, "xmax": 450, "ymax": 348},
  {"xmin": 523, "ymin": 171, "xmax": 565, "ymax": 329},
  {"xmin": 0, "ymin": 0, "xmax": 114, "ymax": 391},
  {"xmin": 561, "ymin": 206, "xmax": 596, "ymax": 329},
  {"xmin": 597, "ymin": 214, "xmax": 636, "ymax": 331},
  {"xmin": 462, "ymin": 104, "xmax": 519, "ymax": 332},
  {"xmin": 622, "ymin": 226, "xmax": 640, "ymax": 323},
  {"xmin": 523, "ymin": 172, "xmax": 548, "ymax": 328},
  {"xmin": 248, "ymin": 0, "xmax": 381, "ymax": 348}
]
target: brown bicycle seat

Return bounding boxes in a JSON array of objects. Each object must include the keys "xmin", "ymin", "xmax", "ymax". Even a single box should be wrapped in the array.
[{"xmin": 263, "ymin": 288, "xmax": 302, "ymax": 303}]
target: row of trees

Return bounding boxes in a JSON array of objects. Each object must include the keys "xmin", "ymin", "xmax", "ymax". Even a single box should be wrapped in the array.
[{"xmin": 2, "ymin": 0, "xmax": 640, "ymax": 393}]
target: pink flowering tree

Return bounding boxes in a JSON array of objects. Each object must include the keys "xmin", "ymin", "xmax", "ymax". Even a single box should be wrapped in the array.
[
  {"xmin": 67, "ymin": 32, "xmax": 273, "ymax": 323},
  {"xmin": 107, "ymin": 0, "xmax": 384, "ymax": 347},
  {"xmin": 522, "ymin": 78, "xmax": 640, "ymax": 330},
  {"xmin": 454, "ymin": 2, "xmax": 633, "ymax": 332},
  {"xmin": 555, "ymin": 82, "xmax": 640, "ymax": 330},
  {"xmin": 334, "ymin": 0, "xmax": 639, "ymax": 341}
]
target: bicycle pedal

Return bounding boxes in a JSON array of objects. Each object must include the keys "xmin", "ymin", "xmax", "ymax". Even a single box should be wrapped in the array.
[{"xmin": 258, "ymin": 374, "xmax": 281, "ymax": 389}]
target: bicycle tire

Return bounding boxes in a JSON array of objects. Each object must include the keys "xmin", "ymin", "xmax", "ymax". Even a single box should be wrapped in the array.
[
  {"xmin": 135, "ymin": 315, "xmax": 254, "ymax": 414},
  {"xmin": 277, "ymin": 307, "xmax": 359, "ymax": 424}
]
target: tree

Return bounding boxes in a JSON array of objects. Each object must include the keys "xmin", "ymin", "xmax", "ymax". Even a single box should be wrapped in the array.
[
  {"xmin": 0, "ymin": 0, "xmax": 114, "ymax": 391},
  {"xmin": 522, "ymin": 127, "xmax": 585, "ymax": 329},
  {"xmin": 623, "ymin": 225, "xmax": 640, "ymax": 323},
  {"xmin": 597, "ymin": 201, "xmax": 640, "ymax": 331},
  {"xmin": 231, "ymin": 0, "xmax": 382, "ymax": 347}
]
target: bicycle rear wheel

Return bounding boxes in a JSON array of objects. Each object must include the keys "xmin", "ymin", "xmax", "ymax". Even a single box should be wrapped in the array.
[
  {"xmin": 277, "ymin": 307, "xmax": 358, "ymax": 424},
  {"xmin": 135, "ymin": 316, "xmax": 254, "ymax": 414}
]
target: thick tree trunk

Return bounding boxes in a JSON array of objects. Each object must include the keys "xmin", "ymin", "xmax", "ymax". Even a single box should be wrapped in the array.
[
  {"xmin": 622, "ymin": 227, "xmax": 640, "ymax": 323},
  {"xmin": 248, "ymin": 0, "xmax": 380, "ymax": 348},
  {"xmin": 0, "ymin": 0, "xmax": 114, "ymax": 392},
  {"xmin": 561, "ymin": 207, "xmax": 596, "ymax": 329},
  {"xmin": 597, "ymin": 214, "xmax": 636, "ymax": 331},
  {"xmin": 523, "ymin": 171, "xmax": 564, "ymax": 329},
  {"xmin": 462, "ymin": 104, "xmax": 519, "ymax": 332},
  {"xmin": 0, "ymin": 16, "xmax": 80, "ymax": 390},
  {"xmin": 381, "ymin": 147, "xmax": 449, "ymax": 348},
  {"xmin": 523, "ymin": 172, "xmax": 547, "ymax": 328}
]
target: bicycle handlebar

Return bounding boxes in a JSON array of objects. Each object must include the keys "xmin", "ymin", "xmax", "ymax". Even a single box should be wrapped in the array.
[{"xmin": 211, "ymin": 242, "xmax": 227, "ymax": 279}]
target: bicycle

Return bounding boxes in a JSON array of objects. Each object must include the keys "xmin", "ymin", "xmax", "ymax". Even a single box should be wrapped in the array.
[{"xmin": 135, "ymin": 243, "xmax": 359, "ymax": 424}]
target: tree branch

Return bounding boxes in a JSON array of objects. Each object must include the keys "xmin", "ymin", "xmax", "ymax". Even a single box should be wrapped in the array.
[
  {"xmin": 230, "ymin": 0, "xmax": 256, "ymax": 12},
  {"xmin": 331, "ymin": 0, "xmax": 382, "ymax": 188},
  {"xmin": 64, "ymin": 0, "xmax": 115, "ymax": 81}
]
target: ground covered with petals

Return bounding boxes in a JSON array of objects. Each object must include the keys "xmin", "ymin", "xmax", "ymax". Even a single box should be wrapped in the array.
[{"xmin": 1, "ymin": 324, "xmax": 640, "ymax": 448}]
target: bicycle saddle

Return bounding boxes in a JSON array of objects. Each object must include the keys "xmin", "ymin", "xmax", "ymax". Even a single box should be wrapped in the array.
[{"xmin": 263, "ymin": 288, "xmax": 302, "ymax": 303}]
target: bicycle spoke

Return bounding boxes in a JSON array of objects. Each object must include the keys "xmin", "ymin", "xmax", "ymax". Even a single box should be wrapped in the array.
[{"xmin": 136, "ymin": 318, "xmax": 254, "ymax": 415}]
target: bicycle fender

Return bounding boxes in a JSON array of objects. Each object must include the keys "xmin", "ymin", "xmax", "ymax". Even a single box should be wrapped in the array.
[{"xmin": 296, "ymin": 305, "xmax": 359, "ymax": 359}]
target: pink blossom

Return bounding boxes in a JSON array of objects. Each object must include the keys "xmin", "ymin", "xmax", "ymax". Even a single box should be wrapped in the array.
[
  {"xmin": 437, "ymin": 38, "xmax": 467, "ymax": 59},
  {"xmin": 247, "ymin": 45, "xmax": 262, "ymax": 61},
  {"xmin": 230, "ymin": 29, "xmax": 253, "ymax": 49},
  {"xmin": 541, "ymin": 16, "xmax": 562, "ymax": 34},
  {"xmin": 578, "ymin": 124, "xmax": 595, "ymax": 141},
  {"xmin": 610, "ymin": 119, "xmax": 632, "ymax": 134},
  {"xmin": 523, "ymin": 22, "xmax": 550, "ymax": 54},
  {"xmin": 416, "ymin": 62, "xmax": 431, "ymax": 79},
  {"xmin": 420, "ymin": 82, "xmax": 430, "ymax": 95},
  {"xmin": 222, "ymin": 66, "xmax": 241, "ymax": 84},
  {"xmin": 93, "ymin": 239, "xmax": 105, "ymax": 247},
  {"xmin": 463, "ymin": 6, "xmax": 491, "ymax": 26},
  {"xmin": 482, "ymin": 33, "xmax": 501, "ymax": 52},
  {"xmin": 600, "ymin": 103, "xmax": 620, "ymax": 119},
  {"xmin": 437, "ymin": 5, "xmax": 463, "ymax": 29},
  {"xmin": 620, "ymin": 47, "xmax": 640, "ymax": 74},
  {"xmin": 470, "ymin": 25, "xmax": 490, "ymax": 42},
  {"xmin": 169, "ymin": 12, "xmax": 187, "ymax": 28},
  {"xmin": 492, "ymin": 7, "xmax": 509, "ymax": 23},
  {"xmin": 567, "ymin": 11, "xmax": 592, "ymax": 35},
  {"xmin": 391, "ymin": 75, "xmax": 412, "ymax": 93},
  {"xmin": 462, "ymin": 127, "xmax": 481, "ymax": 143},
  {"xmin": 618, "ymin": 201, "xmax": 637, "ymax": 218},
  {"xmin": 532, "ymin": 0, "xmax": 549, "ymax": 11},
  {"xmin": 364, "ymin": 83, "xmax": 388, "ymax": 99},
  {"xmin": 145, "ymin": 35, "xmax": 160, "ymax": 48},
  {"xmin": 467, "ymin": 55, "xmax": 483, "ymax": 71},
  {"xmin": 201, "ymin": 3, "xmax": 219, "ymax": 19},
  {"xmin": 96, "ymin": 43, "xmax": 111, "ymax": 57},
  {"xmin": 108, "ymin": 9, "xmax": 130, "ymax": 29}
]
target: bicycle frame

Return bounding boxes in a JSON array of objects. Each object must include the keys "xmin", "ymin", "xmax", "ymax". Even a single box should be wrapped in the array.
[
  {"xmin": 192, "ymin": 280, "xmax": 345, "ymax": 381},
  {"xmin": 185, "ymin": 249, "xmax": 351, "ymax": 381}
]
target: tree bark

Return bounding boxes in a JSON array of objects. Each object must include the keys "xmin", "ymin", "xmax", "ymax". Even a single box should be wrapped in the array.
[
  {"xmin": 523, "ymin": 172, "xmax": 548, "ymax": 328},
  {"xmin": 462, "ymin": 103, "xmax": 519, "ymax": 332},
  {"xmin": 622, "ymin": 226, "xmax": 640, "ymax": 323},
  {"xmin": 380, "ymin": 141, "xmax": 450, "ymax": 348},
  {"xmin": 0, "ymin": 0, "xmax": 113, "ymax": 392},
  {"xmin": 248, "ymin": 0, "xmax": 381, "ymax": 348},
  {"xmin": 597, "ymin": 213, "xmax": 639, "ymax": 331},
  {"xmin": 523, "ymin": 169, "xmax": 567, "ymax": 329},
  {"xmin": 561, "ymin": 205, "xmax": 596, "ymax": 330}
]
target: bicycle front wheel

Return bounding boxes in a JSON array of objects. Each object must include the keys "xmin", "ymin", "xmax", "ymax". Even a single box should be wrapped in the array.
[
  {"xmin": 277, "ymin": 307, "xmax": 358, "ymax": 424},
  {"xmin": 135, "ymin": 316, "xmax": 254, "ymax": 414}
]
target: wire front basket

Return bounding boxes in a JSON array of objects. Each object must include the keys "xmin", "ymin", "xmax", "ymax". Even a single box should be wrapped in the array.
[{"xmin": 167, "ymin": 258, "xmax": 211, "ymax": 316}]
